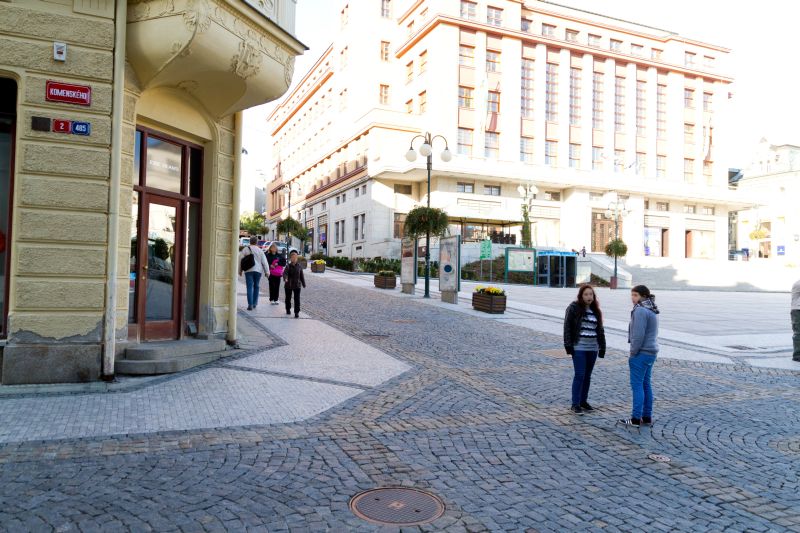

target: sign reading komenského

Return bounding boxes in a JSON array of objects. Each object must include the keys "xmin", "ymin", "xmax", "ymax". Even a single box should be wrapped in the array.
[{"xmin": 46, "ymin": 80, "xmax": 91, "ymax": 106}]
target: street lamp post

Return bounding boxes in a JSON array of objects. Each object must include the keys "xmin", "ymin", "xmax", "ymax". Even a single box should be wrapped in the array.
[
  {"xmin": 405, "ymin": 132, "xmax": 452, "ymax": 298},
  {"xmin": 281, "ymin": 181, "xmax": 299, "ymax": 259},
  {"xmin": 604, "ymin": 194, "xmax": 629, "ymax": 289}
]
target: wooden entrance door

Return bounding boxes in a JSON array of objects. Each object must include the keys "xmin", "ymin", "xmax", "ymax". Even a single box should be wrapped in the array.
[{"xmin": 591, "ymin": 212, "xmax": 619, "ymax": 253}]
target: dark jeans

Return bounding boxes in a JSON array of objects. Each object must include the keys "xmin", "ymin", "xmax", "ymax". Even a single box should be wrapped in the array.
[
  {"xmin": 571, "ymin": 349, "xmax": 598, "ymax": 407},
  {"xmin": 244, "ymin": 271, "xmax": 261, "ymax": 308},
  {"xmin": 268, "ymin": 275, "xmax": 281, "ymax": 302},
  {"xmin": 792, "ymin": 309, "xmax": 800, "ymax": 360},
  {"xmin": 629, "ymin": 353, "xmax": 657, "ymax": 419},
  {"xmin": 285, "ymin": 286, "xmax": 301, "ymax": 315}
]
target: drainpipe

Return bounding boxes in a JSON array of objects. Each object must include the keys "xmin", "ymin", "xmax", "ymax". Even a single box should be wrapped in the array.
[
  {"xmin": 101, "ymin": 0, "xmax": 127, "ymax": 381},
  {"xmin": 227, "ymin": 111, "xmax": 244, "ymax": 345}
]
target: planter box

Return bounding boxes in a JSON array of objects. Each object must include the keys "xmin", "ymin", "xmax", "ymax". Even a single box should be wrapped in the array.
[
  {"xmin": 373, "ymin": 275, "xmax": 397, "ymax": 289},
  {"xmin": 298, "ymin": 259, "xmax": 308, "ymax": 270},
  {"xmin": 310, "ymin": 263, "xmax": 325, "ymax": 273},
  {"xmin": 472, "ymin": 292, "xmax": 506, "ymax": 314}
]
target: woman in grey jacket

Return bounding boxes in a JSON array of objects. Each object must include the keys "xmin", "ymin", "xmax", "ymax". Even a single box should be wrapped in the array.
[{"xmin": 618, "ymin": 284, "xmax": 660, "ymax": 428}]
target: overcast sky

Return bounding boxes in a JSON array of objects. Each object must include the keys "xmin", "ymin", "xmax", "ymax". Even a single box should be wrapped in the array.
[{"xmin": 240, "ymin": 0, "xmax": 800, "ymax": 208}]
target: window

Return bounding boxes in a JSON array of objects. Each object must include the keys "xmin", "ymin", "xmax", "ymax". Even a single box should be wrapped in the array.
[
  {"xmin": 360, "ymin": 213, "xmax": 366, "ymax": 239},
  {"xmin": 635, "ymin": 152, "xmax": 646, "ymax": 176},
  {"xmin": 419, "ymin": 51, "xmax": 427, "ymax": 74},
  {"xmin": 322, "ymin": 201, "xmax": 327, "ymax": 210},
  {"xmin": 405, "ymin": 99, "xmax": 413, "ymax": 114},
  {"xmin": 458, "ymin": 86, "xmax": 473, "ymax": 108},
  {"xmin": 546, "ymin": 63, "xmax": 558, "ymax": 122},
  {"xmin": 393, "ymin": 213, "xmax": 406, "ymax": 238},
  {"xmin": 341, "ymin": 192, "xmax": 346, "ymax": 203},
  {"xmin": 684, "ymin": 204, "xmax": 696, "ymax": 214},
  {"xmin": 353, "ymin": 215, "xmax": 365, "ymax": 241},
  {"xmin": 592, "ymin": 147, "xmax": 603, "ymax": 170},
  {"xmin": 484, "ymin": 184, "xmax": 501, "ymax": 196},
  {"xmin": 340, "ymin": 220, "xmax": 346, "ymax": 243},
  {"xmin": 614, "ymin": 76, "xmax": 625, "ymax": 132},
  {"xmin": 685, "ymin": 51, "xmax": 696, "ymax": 67},
  {"xmin": 335, "ymin": 195, "xmax": 340, "ymax": 205},
  {"xmin": 406, "ymin": 61, "xmax": 413, "ymax": 82},
  {"xmin": 684, "ymin": 158, "xmax": 694, "ymax": 183},
  {"xmin": 407, "ymin": 21, "xmax": 414, "ymax": 35},
  {"xmin": 355, "ymin": 187, "xmax": 360, "ymax": 198},
  {"xmin": 484, "ymin": 132, "xmax": 499, "ymax": 159},
  {"xmin": 657, "ymin": 84, "xmax": 666, "ymax": 139},
  {"xmin": 651, "ymin": 48, "xmax": 663, "ymax": 60},
  {"xmin": 394, "ymin": 184, "xmax": 412, "ymax": 195},
  {"xmin": 353, "ymin": 215, "xmax": 359, "ymax": 240},
  {"xmin": 636, "ymin": 80, "xmax": 646, "ymax": 136},
  {"xmin": 340, "ymin": 5, "xmax": 348, "ymax": 28},
  {"xmin": 459, "ymin": 45, "xmax": 474, "ymax": 67},
  {"xmin": 656, "ymin": 155, "xmax": 666, "ymax": 178},
  {"xmin": 704, "ymin": 56, "xmax": 715, "ymax": 68},
  {"xmin": 703, "ymin": 161, "xmax": 713, "ymax": 183},
  {"xmin": 656, "ymin": 202, "xmax": 669, "ymax": 212},
  {"xmin": 460, "ymin": 0, "xmax": 476, "ymax": 20},
  {"xmin": 542, "ymin": 23, "xmax": 555, "ymax": 36},
  {"xmin": 631, "ymin": 44, "xmax": 643, "ymax": 56},
  {"xmin": 380, "ymin": 41, "xmax": 390, "ymax": 61},
  {"xmin": 457, "ymin": 128, "xmax": 473, "ymax": 155},
  {"xmin": 569, "ymin": 67, "xmax": 581, "ymax": 126},
  {"xmin": 419, "ymin": 91, "xmax": 427, "ymax": 113},
  {"xmin": 520, "ymin": 137, "xmax": 534, "ymax": 163},
  {"xmin": 457, "ymin": 182, "xmax": 474, "ymax": 193},
  {"xmin": 487, "ymin": 91, "xmax": 500, "ymax": 113},
  {"xmin": 703, "ymin": 92, "xmax": 712, "ymax": 112},
  {"xmin": 543, "ymin": 191, "xmax": 561, "ymax": 201},
  {"xmin": 588, "ymin": 34, "xmax": 601, "ymax": 47},
  {"xmin": 569, "ymin": 143, "xmax": 580, "ymax": 168},
  {"xmin": 381, "ymin": 0, "xmax": 391, "ymax": 18},
  {"xmin": 487, "ymin": 6, "xmax": 502, "ymax": 26},
  {"xmin": 614, "ymin": 149, "xmax": 624, "ymax": 172},
  {"xmin": 701, "ymin": 205, "xmax": 715, "ymax": 215},
  {"xmin": 610, "ymin": 39, "xmax": 622, "ymax": 52},
  {"xmin": 521, "ymin": 18, "xmax": 532, "ymax": 32},
  {"xmin": 340, "ymin": 47, "xmax": 348, "ymax": 68},
  {"xmin": 566, "ymin": 29, "xmax": 578, "ymax": 42},
  {"xmin": 545, "ymin": 141, "xmax": 557, "ymax": 167},
  {"xmin": 339, "ymin": 89, "xmax": 347, "ymax": 111},
  {"xmin": 521, "ymin": 58, "xmax": 535, "ymax": 118},
  {"xmin": 590, "ymin": 192, "xmax": 604, "ymax": 201},
  {"xmin": 592, "ymin": 72, "xmax": 604, "ymax": 129},
  {"xmin": 486, "ymin": 50, "xmax": 501, "ymax": 72},
  {"xmin": 684, "ymin": 88, "xmax": 695, "ymax": 108},
  {"xmin": 379, "ymin": 84, "xmax": 390, "ymax": 105},
  {"xmin": 684, "ymin": 123, "xmax": 695, "ymax": 144}
]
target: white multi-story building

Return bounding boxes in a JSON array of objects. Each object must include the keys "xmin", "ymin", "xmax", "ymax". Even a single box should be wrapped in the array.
[{"xmin": 266, "ymin": 0, "xmax": 741, "ymax": 262}]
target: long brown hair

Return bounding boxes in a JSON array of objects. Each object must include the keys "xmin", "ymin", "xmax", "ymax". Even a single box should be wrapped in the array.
[{"xmin": 576, "ymin": 284, "xmax": 602, "ymax": 324}]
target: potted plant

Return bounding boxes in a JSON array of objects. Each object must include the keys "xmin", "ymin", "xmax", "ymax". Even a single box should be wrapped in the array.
[
  {"xmin": 604, "ymin": 238, "xmax": 628, "ymax": 289},
  {"xmin": 373, "ymin": 270, "xmax": 397, "ymax": 289},
  {"xmin": 403, "ymin": 206, "xmax": 450, "ymax": 241},
  {"xmin": 472, "ymin": 286, "xmax": 506, "ymax": 314},
  {"xmin": 310, "ymin": 259, "xmax": 326, "ymax": 273}
]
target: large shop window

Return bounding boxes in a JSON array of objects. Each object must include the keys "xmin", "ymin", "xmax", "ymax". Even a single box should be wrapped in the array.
[{"xmin": 0, "ymin": 78, "xmax": 17, "ymax": 339}]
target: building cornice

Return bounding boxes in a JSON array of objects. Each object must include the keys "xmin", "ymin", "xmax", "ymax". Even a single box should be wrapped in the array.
[
  {"xmin": 267, "ymin": 45, "xmax": 334, "ymax": 124},
  {"xmin": 269, "ymin": 69, "xmax": 334, "ymax": 136}
]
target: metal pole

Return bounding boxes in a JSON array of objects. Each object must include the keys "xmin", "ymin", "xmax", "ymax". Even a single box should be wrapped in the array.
[
  {"xmin": 424, "ymin": 150, "xmax": 431, "ymax": 298},
  {"xmin": 286, "ymin": 185, "xmax": 291, "ymax": 260},
  {"xmin": 613, "ymin": 205, "xmax": 619, "ymax": 282}
]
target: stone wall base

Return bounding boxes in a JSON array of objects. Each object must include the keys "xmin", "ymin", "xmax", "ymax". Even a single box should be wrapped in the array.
[{"xmin": 2, "ymin": 344, "xmax": 102, "ymax": 385}]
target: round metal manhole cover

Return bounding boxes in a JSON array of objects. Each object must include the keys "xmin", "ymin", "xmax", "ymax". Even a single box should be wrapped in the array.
[
  {"xmin": 649, "ymin": 454, "xmax": 671, "ymax": 463},
  {"xmin": 350, "ymin": 487, "xmax": 445, "ymax": 526}
]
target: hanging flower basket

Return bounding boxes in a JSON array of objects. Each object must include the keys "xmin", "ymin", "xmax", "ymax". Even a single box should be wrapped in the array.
[
  {"xmin": 472, "ymin": 286, "xmax": 506, "ymax": 314},
  {"xmin": 374, "ymin": 271, "xmax": 397, "ymax": 289}
]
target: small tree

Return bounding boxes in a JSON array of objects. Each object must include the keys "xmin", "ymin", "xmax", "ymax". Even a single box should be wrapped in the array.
[
  {"xmin": 239, "ymin": 211, "xmax": 266, "ymax": 236},
  {"xmin": 403, "ymin": 206, "xmax": 449, "ymax": 239},
  {"xmin": 520, "ymin": 203, "xmax": 532, "ymax": 248},
  {"xmin": 605, "ymin": 238, "xmax": 628, "ymax": 259},
  {"xmin": 276, "ymin": 217, "xmax": 307, "ymax": 244}
]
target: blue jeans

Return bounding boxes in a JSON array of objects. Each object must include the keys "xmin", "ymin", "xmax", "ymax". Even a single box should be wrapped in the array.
[
  {"xmin": 629, "ymin": 354, "xmax": 657, "ymax": 419},
  {"xmin": 244, "ymin": 271, "xmax": 262, "ymax": 308},
  {"xmin": 571, "ymin": 350, "xmax": 598, "ymax": 407}
]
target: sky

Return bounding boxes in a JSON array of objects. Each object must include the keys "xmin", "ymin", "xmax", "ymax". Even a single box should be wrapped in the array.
[{"xmin": 240, "ymin": 0, "xmax": 800, "ymax": 210}]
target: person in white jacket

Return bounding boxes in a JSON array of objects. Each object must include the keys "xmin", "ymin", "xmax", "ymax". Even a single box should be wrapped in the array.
[{"xmin": 238, "ymin": 236, "xmax": 270, "ymax": 310}]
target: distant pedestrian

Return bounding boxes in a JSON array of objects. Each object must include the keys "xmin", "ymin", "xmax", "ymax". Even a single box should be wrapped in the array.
[
  {"xmin": 238, "ymin": 236, "xmax": 270, "ymax": 311},
  {"xmin": 792, "ymin": 278, "xmax": 800, "ymax": 362},
  {"xmin": 618, "ymin": 285, "xmax": 660, "ymax": 429},
  {"xmin": 581, "ymin": 246, "xmax": 586, "ymax": 257},
  {"xmin": 265, "ymin": 242, "xmax": 286, "ymax": 305},
  {"xmin": 563, "ymin": 284, "xmax": 606, "ymax": 415},
  {"xmin": 283, "ymin": 250, "xmax": 306, "ymax": 318}
]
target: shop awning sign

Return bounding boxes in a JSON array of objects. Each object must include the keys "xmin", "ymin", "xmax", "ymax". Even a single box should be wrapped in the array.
[{"xmin": 46, "ymin": 80, "xmax": 92, "ymax": 106}]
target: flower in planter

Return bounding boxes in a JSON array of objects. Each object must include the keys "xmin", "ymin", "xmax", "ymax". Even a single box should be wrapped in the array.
[
  {"xmin": 312, "ymin": 260, "xmax": 326, "ymax": 265},
  {"xmin": 474, "ymin": 286, "xmax": 505, "ymax": 296},
  {"xmin": 376, "ymin": 270, "xmax": 396, "ymax": 277}
]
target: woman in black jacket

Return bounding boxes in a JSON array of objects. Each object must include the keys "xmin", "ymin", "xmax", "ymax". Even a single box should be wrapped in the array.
[{"xmin": 563, "ymin": 284, "xmax": 606, "ymax": 415}]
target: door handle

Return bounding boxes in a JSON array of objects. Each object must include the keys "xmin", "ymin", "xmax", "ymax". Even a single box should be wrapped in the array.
[{"xmin": 142, "ymin": 265, "xmax": 148, "ymax": 271}]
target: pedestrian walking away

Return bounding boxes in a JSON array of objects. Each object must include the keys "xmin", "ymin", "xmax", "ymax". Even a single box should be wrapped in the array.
[
  {"xmin": 283, "ymin": 250, "xmax": 306, "ymax": 318},
  {"xmin": 265, "ymin": 242, "xmax": 286, "ymax": 306},
  {"xmin": 618, "ymin": 285, "xmax": 660, "ymax": 429},
  {"xmin": 563, "ymin": 284, "xmax": 606, "ymax": 415},
  {"xmin": 238, "ymin": 236, "xmax": 270, "ymax": 311},
  {"xmin": 791, "ymin": 278, "xmax": 800, "ymax": 362}
]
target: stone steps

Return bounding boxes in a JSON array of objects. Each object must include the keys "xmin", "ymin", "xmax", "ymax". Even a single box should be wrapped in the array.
[{"xmin": 115, "ymin": 339, "xmax": 228, "ymax": 375}]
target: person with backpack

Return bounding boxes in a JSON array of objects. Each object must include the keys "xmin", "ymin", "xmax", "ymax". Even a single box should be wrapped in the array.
[
  {"xmin": 563, "ymin": 284, "xmax": 606, "ymax": 415},
  {"xmin": 265, "ymin": 242, "xmax": 285, "ymax": 305},
  {"xmin": 238, "ymin": 236, "xmax": 270, "ymax": 311},
  {"xmin": 618, "ymin": 284, "xmax": 660, "ymax": 429},
  {"xmin": 283, "ymin": 250, "xmax": 306, "ymax": 318}
]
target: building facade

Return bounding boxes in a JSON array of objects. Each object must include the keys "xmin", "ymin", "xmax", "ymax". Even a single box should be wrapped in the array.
[
  {"xmin": 0, "ymin": 0, "xmax": 304, "ymax": 384},
  {"xmin": 267, "ymin": 0, "xmax": 739, "ymax": 264},
  {"xmin": 731, "ymin": 140, "xmax": 800, "ymax": 263}
]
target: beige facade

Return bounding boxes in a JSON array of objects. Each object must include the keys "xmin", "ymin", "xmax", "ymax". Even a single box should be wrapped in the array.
[{"xmin": 0, "ymin": 0, "xmax": 304, "ymax": 384}]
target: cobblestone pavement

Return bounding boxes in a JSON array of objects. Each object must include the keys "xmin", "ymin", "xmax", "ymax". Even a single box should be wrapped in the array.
[{"xmin": 0, "ymin": 278, "xmax": 798, "ymax": 532}]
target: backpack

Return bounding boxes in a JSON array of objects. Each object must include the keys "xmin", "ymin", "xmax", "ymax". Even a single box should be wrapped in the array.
[{"xmin": 240, "ymin": 246, "xmax": 256, "ymax": 271}]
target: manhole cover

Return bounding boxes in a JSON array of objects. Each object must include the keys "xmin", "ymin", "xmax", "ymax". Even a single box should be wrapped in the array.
[
  {"xmin": 350, "ymin": 487, "xmax": 445, "ymax": 526},
  {"xmin": 649, "ymin": 454, "xmax": 671, "ymax": 463}
]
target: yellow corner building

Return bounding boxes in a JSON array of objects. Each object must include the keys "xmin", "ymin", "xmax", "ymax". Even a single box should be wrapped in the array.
[{"xmin": 0, "ymin": 0, "xmax": 305, "ymax": 384}]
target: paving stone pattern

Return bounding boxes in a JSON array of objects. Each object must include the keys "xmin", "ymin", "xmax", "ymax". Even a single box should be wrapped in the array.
[{"xmin": 0, "ymin": 278, "xmax": 798, "ymax": 531}]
